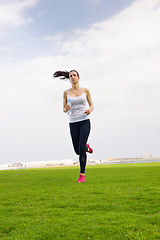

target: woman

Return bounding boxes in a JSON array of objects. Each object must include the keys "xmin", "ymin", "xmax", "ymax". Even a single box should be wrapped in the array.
[{"xmin": 53, "ymin": 70, "xmax": 94, "ymax": 183}]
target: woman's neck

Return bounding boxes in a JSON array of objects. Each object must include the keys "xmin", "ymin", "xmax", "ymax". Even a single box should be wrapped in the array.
[{"xmin": 71, "ymin": 83, "xmax": 80, "ymax": 91}]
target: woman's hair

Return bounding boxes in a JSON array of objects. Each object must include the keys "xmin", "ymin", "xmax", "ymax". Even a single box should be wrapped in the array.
[{"xmin": 53, "ymin": 70, "xmax": 79, "ymax": 79}]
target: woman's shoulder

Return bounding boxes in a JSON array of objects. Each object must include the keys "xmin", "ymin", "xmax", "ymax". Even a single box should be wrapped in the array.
[
  {"xmin": 82, "ymin": 87, "xmax": 88, "ymax": 91},
  {"xmin": 63, "ymin": 89, "xmax": 70, "ymax": 97},
  {"xmin": 83, "ymin": 88, "xmax": 90, "ymax": 94}
]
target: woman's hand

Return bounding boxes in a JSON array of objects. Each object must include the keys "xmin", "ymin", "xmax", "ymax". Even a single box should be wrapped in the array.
[
  {"xmin": 66, "ymin": 105, "xmax": 71, "ymax": 111},
  {"xmin": 84, "ymin": 109, "xmax": 91, "ymax": 115},
  {"xmin": 64, "ymin": 104, "xmax": 71, "ymax": 113}
]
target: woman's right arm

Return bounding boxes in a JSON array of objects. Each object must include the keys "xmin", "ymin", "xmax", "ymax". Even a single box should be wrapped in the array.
[{"xmin": 63, "ymin": 90, "xmax": 68, "ymax": 113}]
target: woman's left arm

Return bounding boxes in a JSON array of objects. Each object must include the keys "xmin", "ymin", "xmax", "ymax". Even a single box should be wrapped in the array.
[{"xmin": 84, "ymin": 88, "xmax": 94, "ymax": 115}]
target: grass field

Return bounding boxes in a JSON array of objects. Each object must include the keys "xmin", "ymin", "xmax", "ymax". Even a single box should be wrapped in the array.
[{"xmin": 0, "ymin": 162, "xmax": 160, "ymax": 240}]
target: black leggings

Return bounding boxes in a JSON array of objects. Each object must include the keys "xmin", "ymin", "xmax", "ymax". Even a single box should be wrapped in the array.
[{"xmin": 69, "ymin": 119, "xmax": 91, "ymax": 174}]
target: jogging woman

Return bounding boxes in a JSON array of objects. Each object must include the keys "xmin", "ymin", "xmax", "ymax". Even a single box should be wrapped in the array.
[{"xmin": 53, "ymin": 70, "xmax": 94, "ymax": 183}]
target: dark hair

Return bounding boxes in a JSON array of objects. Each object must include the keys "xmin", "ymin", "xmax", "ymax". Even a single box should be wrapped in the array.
[{"xmin": 53, "ymin": 70, "xmax": 79, "ymax": 79}]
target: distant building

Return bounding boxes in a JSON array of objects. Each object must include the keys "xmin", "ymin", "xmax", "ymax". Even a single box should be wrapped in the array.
[{"xmin": 141, "ymin": 154, "xmax": 154, "ymax": 159}]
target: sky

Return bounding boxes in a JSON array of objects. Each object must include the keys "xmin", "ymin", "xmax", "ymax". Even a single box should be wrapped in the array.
[{"xmin": 0, "ymin": 0, "xmax": 160, "ymax": 165}]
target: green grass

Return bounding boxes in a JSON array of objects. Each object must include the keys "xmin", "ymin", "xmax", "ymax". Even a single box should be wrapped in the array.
[{"xmin": 0, "ymin": 162, "xmax": 160, "ymax": 240}]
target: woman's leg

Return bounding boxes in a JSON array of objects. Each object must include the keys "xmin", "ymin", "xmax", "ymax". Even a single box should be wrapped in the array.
[
  {"xmin": 79, "ymin": 120, "xmax": 91, "ymax": 174},
  {"xmin": 69, "ymin": 122, "xmax": 80, "ymax": 155}
]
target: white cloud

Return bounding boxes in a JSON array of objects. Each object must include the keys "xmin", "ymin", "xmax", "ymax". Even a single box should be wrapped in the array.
[
  {"xmin": 0, "ymin": 0, "xmax": 160, "ymax": 164},
  {"xmin": 0, "ymin": 31, "xmax": 10, "ymax": 37},
  {"xmin": 55, "ymin": 0, "xmax": 160, "ymax": 59},
  {"xmin": 0, "ymin": 0, "xmax": 39, "ymax": 28},
  {"xmin": 0, "ymin": 45, "xmax": 12, "ymax": 54}
]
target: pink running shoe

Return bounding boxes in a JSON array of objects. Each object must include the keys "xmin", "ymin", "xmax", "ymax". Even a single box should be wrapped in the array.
[
  {"xmin": 77, "ymin": 174, "xmax": 85, "ymax": 183},
  {"xmin": 86, "ymin": 144, "xmax": 93, "ymax": 154}
]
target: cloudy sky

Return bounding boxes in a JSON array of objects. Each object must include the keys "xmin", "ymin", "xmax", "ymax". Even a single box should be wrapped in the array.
[{"xmin": 0, "ymin": 0, "xmax": 160, "ymax": 165}]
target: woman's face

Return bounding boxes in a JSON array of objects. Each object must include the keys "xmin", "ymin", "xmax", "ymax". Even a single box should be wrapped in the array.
[{"xmin": 69, "ymin": 71, "xmax": 80, "ymax": 84}]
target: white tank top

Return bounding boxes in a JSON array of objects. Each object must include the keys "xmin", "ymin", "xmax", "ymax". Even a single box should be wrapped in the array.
[{"xmin": 67, "ymin": 91, "xmax": 89, "ymax": 123}]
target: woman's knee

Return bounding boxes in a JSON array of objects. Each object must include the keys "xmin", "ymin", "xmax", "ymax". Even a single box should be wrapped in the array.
[
  {"xmin": 79, "ymin": 145, "xmax": 86, "ymax": 155},
  {"xmin": 75, "ymin": 151, "xmax": 79, "ymax": 155},
  {"xmin": 74, "ymin": 147, "xmax": 79, "ymax": 155}
]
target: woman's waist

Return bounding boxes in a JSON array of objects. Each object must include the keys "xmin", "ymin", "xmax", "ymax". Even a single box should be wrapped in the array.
[
  {"xmin": 70, "ymin": 107, "xmax": 86, "ymax": 115},
  {"xmin": 69, "ymin": 112, "xmax": 89, "ymax": 123}
]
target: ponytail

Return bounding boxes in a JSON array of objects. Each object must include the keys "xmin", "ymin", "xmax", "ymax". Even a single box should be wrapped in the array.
[
  {"xmin": 53, "ymin": 71, "xmax": 69, "ymax": 79},
  {"xmin": 53, "ymin": 70, "xmax": 79, "ymax": 80}
]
